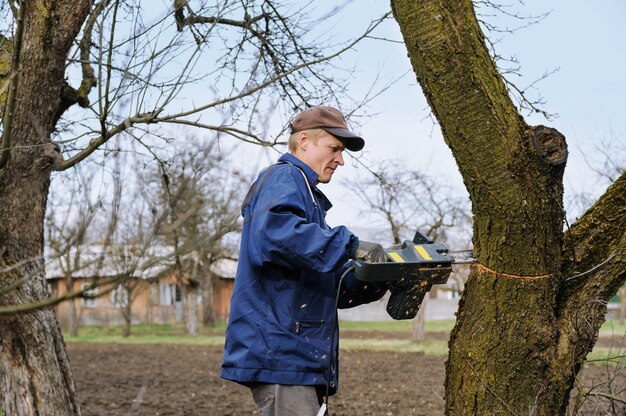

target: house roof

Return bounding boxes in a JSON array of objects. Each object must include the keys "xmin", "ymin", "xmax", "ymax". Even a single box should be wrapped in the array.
[
  {"xmin": 45, "ymin": 245, "xmax": 238, "ymax": 281},
  {"xmin": 209, "ymin": 258, "xmax": 237, "ymax": 279}
]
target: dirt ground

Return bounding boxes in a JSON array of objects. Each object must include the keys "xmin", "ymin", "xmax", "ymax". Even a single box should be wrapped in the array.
[{"xmin": 68, "ymin": 332, "xmax": 625, "ymax": 416}]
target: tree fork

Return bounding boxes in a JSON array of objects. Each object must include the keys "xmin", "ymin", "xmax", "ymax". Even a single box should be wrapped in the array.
[{"xmin": 388, "ymin": 0, "xmax": 607, "ymax": 414}]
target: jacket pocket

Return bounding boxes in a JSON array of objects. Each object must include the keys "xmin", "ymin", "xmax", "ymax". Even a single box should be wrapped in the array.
[{"xmin": 293, "ymin": 319, "xmax": 326, "ymax": 334}]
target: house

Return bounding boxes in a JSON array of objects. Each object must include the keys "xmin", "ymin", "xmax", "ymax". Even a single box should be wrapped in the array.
[{"xmin": 45, "ymin": 246, "xmax": 236, "ymax": 328}]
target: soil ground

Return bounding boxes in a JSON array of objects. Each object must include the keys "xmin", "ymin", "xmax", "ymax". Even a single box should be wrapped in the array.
[{"xmin": 68, "ymin": 331, "xmax": 626, "ymax": 416}]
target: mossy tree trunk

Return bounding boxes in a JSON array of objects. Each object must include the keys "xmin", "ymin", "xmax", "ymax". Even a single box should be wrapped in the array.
[
  {"xmin": 0, "ymin": 1, "xmax": 92, "ymax": 415},
  {"xmin": 390, "ymin": 0, "xmax": 626, "ymax": 414}
]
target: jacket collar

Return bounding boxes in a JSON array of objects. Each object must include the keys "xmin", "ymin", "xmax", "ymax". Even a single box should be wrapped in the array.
[
  {"xmin": 278, "ymin": 153, "xmax": 333, "ymax": 211},
  {"xmin": 278, "ymin": 153, "xmax": 318, "ymax": 183}
]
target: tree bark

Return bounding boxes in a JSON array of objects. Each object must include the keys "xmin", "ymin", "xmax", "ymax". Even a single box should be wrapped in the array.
[
  {"xmin": 184, "ymin": 286, "xmax": 198, "ymax": 336},
  {"xmin": 69, "ymin": 298, "xmax": 79, "ymax": 337},
  {"xmin": 0, "ymin": 1, "xmax": 92, "ymax": 415},
  {"xmin": 391, "ymin": 0, "xmax": 626, "ymax": 414},
  {"xmin": 202, "ymin": 270, "xmax": 216, "ymax": 327},
  {"xmin": 67, "ymin": 277, "xmax": 79, "ymax": 337},
  {"xmin": 411, "ymin": 296, "xmax": 427, "ymax": 341},
  {"xmin": 122, "ymin": 294, "xmax": 132, "ymax": 338}
]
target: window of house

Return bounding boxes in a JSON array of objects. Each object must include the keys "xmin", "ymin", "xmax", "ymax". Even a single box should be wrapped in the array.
[
  {"xmin": 445, "ymin": 283, "xmax": 460, "ymax": 300},
  {"xmin": 81, "ymin": 283, "xmax": 99, "ymax": 308},
  {"xmin": 160, "ymin": 283, "xmax": 182, "ymax": 305},
  {"xmin": 110, "ymin": 284, "xmax": 129, "ymax": 308},
  {"xmin": 150, "ymin": 285, "xmax": 158, "ymax": 304}
]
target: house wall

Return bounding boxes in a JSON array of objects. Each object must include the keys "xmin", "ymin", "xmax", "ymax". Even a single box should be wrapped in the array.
[
  {"xmin": 213, "ymin": 278, "xmax": 234, "ymax": 320},
  {"xmin": 49, "ymin": 275, "xmax": 234, "ymax": 328}
]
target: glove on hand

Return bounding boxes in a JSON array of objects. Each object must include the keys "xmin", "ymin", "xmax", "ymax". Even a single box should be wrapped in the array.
[{"xmin": 354, "ymin": 240, "xmax": 388, "ymax": 263}]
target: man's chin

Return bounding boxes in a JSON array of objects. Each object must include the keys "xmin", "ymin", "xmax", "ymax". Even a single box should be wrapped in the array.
[{"xmin": 317, "ymin": 174, "xmax": 332, "ymax": 184}]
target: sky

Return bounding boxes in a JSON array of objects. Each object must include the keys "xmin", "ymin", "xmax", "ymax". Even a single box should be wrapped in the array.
[
  {"xmin": 48, "ymin": 1, "xmax": 626, "ymax": 248},
  {"xmin": 303, "ymin": 0, "xmax": 626, "ymax": 237}
]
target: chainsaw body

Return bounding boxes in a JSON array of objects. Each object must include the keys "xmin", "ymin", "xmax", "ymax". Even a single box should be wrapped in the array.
[{"xmin": 353, "ymin": 231, "xmax": 469, "ymax": 320}]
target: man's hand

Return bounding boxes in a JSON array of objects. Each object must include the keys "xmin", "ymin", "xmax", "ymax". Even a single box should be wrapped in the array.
[{"xmin": 354, "ymin": 240, "xmax": 388, "ymax": 263}]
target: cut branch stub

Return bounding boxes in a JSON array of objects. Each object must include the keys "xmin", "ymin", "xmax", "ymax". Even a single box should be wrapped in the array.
[{"xmin": 530, "ymin": 125, "xmax": 568, "ymax": 165}]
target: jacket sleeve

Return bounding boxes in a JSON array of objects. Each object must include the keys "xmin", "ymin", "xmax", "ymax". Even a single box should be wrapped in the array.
[
  {"xmin": 246, "ymin": 166, "xmax": 358, "ymax": 273},
  {"xmin": 336, "ymin": 261, "xmax": 388, "ymax": 309}
]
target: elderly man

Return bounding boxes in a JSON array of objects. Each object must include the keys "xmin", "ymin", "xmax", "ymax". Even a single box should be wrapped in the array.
[{"xmin": 221, "ymin": 106, "xmax": 388, "ymax": 416}]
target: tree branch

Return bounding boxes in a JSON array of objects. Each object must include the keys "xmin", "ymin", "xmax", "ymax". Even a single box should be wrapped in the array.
[
  {"xmin": 556, "ymin": 171, "xmax": 626, "ymax": 367},
  {"xmin": 53, "ymin": 112, "xmax": 157, "ymax": 170},
  {"xmin": 54, "ymin": 11, "xmax": 389, "ymax": 168},
  {"xmin": 53, "ymin": 1, "xmax": 108, "ymax": 124},
  {"xmin": 0, "ymin": 0, "xmax": 25, "ymax": 170}
]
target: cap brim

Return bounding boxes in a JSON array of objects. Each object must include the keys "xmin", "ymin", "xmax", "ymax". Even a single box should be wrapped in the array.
[{"xmin": 322, "ymin": 127, "xmax": 365, "ymax": 152}]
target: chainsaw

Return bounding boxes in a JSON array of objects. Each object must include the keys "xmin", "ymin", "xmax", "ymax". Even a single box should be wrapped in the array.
[{"xmin": 353, "ymin": 231, "xmax": 475, "ymax": 320}]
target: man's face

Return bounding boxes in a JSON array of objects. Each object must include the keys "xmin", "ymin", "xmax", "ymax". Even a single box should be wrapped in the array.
[{"xmin": 300, "ymin": 131, "xmax": 345, "ymax": 183}]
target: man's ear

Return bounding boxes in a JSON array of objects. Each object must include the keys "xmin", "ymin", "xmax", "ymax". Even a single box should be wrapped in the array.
[{"xmin": 298, "ymin": 131, "xmax": 309, "ymax": 151}]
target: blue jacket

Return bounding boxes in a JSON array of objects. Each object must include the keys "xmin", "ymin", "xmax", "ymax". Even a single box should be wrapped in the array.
[{"xmin": 220, "ymin": 153, "xmax": 387, "ymax": 394}]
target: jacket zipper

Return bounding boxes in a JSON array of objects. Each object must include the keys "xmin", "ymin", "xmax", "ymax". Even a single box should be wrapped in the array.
[{"xmin": 294, "ymin": 320, "xmax": 325, "ymax": 334}]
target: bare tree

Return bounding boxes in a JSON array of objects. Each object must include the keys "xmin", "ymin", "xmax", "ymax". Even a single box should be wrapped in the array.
[
  {"xmin": 350, "ymin": 159, "xmax": 471, "ymax": 245},
  {"xmin": 0, "ymin": 1, "xmax": 392, "ymax": 413},
  {"xmin": 349, "ymin": 159, "xmax": 471, "ymax": 340},
  {"xmin": 391, "ymin": 1, "xmax": 625, "ymax": 414},
  {"xmin": 46, "ymin": 169, "xmax": 103, "ymax": 336},
  {"xmin": 148, "ymin": 138, "xmax": 246, "ymax": 334}
]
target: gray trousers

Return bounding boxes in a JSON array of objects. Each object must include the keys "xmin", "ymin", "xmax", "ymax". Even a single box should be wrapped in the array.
[{"xmin": 250, "ymin": 384, "xmax": 327, "ymax": 416}]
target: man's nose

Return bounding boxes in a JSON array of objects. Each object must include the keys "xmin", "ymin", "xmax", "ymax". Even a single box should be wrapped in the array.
[{"xmin": 336, "ymin": 151, "xmax": 344, "ymax": 166}]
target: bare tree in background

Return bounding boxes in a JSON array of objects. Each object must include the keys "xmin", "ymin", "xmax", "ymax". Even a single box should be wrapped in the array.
[
  {"xmin": 0, "ymin": 1, "xmax": 392, "ymax": 413},
  {"xmin": 350, "ymin": 159, "xmax": 471, "ymax": 246},
  {"xmin": 350, "ymin": 159, "xmax": 471, "ymax": 340},
  {"xmin": 46, "ymin": 170, "xmax": 103, "ymax": 337},
  {"xmin": 143, "ymin": 138, "xmax": 246, "ymax": 335}
]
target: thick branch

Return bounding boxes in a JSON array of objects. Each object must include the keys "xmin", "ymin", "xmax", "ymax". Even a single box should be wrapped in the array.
[
  {"xmin": 0, "ymin": 0, "xmax": 25, "ymax": 170},
  {"xmin": 52, "ymin": 1, "xmax": 108, "ymax": 124},
  {"xmin": 187, "ymin": 13, "xmax": 267, "ymax": 29},
  {"xmin": 54, "ymin": 112, "xmax": 157, "ymax": 170},
  {"xmin": 0, "ymin": 275, "xmax": 122, "ymax": 315},
  {"xmin": 557, "ymin": 172, "xmax": 626, "ymax": 360}
]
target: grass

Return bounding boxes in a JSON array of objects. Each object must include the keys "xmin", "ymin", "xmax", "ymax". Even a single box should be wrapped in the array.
[
  {"xmin": 63, "ymin": 321, "xmax": 453, "ymax": 355},
  {"xmin": 341, "ymin": 338, "xmax": 449, "ymax": 355},
  {"xmin": 63, "ymin": 323, "xmax": 226, "ymax": 346},
  {"xmin": 62, "ymin": 320, "xmax": 625, "ymax": 360},
  {"xmin": 600, "ymin": 320, "xmax": 626, "ymax": 336},
  {"xmin": 339, "ymin": 319, "xmax": 455, "ymax": 333}
]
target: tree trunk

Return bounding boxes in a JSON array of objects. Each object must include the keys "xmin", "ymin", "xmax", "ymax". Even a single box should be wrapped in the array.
[
  {"xmin": 67, "ymin": 278, "xmax": 79, "ymax": 337},
  {"xmin": 69, "ymin": 298, "xmax": 79, "ymax": 337},
  {"xmin": 0, "ymin": 2, "xmax": 91, "ymax": 415},
  {"xmin": 202, "ymin": 270, "xmax": 215, "ymax": 327},
  {"xmin": 184, "ymin": 285, "xmax": 198, "ymax": 336},
  {"xmin": 411, "ymin": 296, "xmax": 427, "ymax": 341},
  {"xmin": 122, "ymin": 296, "xmax": 132, "ymax": 338},
  {"xmin": 391, "ymin": 1, "xmax": 626, "ymax": 414}
]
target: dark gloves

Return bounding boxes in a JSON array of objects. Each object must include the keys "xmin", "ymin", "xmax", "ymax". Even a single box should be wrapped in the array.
[
  {"xmin": 354, "ymin": 240, "xmax": 388, "ymax": 263},
  {"xmin": 386, "ymin": 280, "xmax": 432, "ymax": 320}
]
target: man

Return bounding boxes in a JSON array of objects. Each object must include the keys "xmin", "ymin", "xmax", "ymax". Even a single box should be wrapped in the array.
[{"xmin": 221, "ymin": 106, "xmax": 388, "ymax": 416}]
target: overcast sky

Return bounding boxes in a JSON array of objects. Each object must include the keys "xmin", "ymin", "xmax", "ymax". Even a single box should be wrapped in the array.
[{"xmin": 307, "ymin": 0, "xmax": 626, "ymax": 237}]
